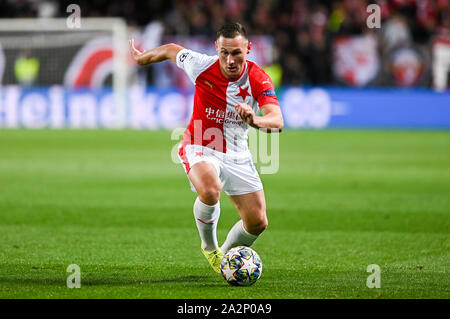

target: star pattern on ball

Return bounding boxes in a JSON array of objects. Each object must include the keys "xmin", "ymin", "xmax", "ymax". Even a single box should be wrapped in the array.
[
  {"xmin": 240, "ymin": 256, "xmax": 257, "ymax": 273},
  {"xmin": 222, "ymin": 262, "xmax": 237, "ymax": 280}
]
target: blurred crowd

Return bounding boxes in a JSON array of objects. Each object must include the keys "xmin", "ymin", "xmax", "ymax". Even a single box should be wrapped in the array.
[{"xmin": 1, "ymin": 0, "xmax": 449, "ymax": 87}]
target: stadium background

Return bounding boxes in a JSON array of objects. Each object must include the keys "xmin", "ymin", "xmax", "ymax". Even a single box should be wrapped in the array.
[{"xmin": 0, "ymin": 0, "xmax": 449, "ymax": 299}]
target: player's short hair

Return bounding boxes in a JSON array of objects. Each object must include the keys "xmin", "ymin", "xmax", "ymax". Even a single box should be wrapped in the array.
[{"xmin": 216, "ymin": 22, "xmax": 248, "ymax": 40}]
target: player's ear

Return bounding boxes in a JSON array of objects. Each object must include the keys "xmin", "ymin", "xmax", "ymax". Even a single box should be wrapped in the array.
[
  {"xmin": 215, "ymin": 40, "xmax": 218, "ymax": 52},
  {"xmin": 247, "ymin": 41, "xmax": 252, "ymax": 54}
]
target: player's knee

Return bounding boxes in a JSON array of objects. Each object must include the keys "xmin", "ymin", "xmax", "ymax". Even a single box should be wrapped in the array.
[
  {"xmin": 199, "ymin": 186, "xmax": 221, "ymax": 205},
  {"xmin": 247, "ymin": 215, "xmax": 268, "ymax": 235}
]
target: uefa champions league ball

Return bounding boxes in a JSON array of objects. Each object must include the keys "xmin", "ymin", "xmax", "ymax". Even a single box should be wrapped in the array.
[{"xmin": 220, "ymin": 246, "xmax": 262, "ymax": 286}]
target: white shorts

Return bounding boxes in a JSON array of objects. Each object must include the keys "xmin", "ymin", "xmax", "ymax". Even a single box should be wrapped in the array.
[{"xmin": 178, "ymin": 144, "xmax": 263, "ymax": 196}]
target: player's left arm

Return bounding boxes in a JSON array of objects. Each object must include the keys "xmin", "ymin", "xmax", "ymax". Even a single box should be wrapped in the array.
[
  {"xmin": 129, "ymin": 39, "xmax": 183, "ymax": 65},
  {"xmin": 235, "ymin": 103, "xmax": 284, "ymax": 133}
]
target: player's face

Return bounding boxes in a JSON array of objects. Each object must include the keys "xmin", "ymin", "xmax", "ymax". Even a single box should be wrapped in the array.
[{"xmin": 216, "ymin": 35, "xmax": 251, "ymax": 79}]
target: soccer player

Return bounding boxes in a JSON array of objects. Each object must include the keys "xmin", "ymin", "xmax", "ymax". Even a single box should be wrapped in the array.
[{"xmin": 129, "ymin": 22, "xmax": 284, "ymax": 274}]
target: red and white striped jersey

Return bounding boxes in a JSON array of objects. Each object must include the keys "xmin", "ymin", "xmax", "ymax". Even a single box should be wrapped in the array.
[{"xmin": 176, "ymin": 48, "xmax": 279, "ymax": 158}]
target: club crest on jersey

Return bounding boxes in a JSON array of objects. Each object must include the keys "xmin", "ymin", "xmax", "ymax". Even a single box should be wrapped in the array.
[{"xmin": 236, "ymin": 86, "xmax": 251, "ymax": 102}]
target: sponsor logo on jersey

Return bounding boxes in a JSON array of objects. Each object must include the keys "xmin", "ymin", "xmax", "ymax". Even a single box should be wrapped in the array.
[
  {"xmin": 205, "ymin": 106, "xmax": 225, "ymax": 123},
  {"xmin": 204, "ymin": 106, "xmax": 243, "ymax": 124}
]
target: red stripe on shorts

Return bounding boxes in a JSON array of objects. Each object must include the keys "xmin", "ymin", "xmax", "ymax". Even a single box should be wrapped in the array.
[{"xmin": 178, "ymin": 144, "xmax": 190, "ymax": 174}]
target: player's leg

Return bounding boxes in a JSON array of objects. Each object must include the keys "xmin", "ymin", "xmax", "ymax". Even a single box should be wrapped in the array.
[
  {"xmin": 188, "ymin": 161, "xmax": 222, "ymax": 252},
  {"xmin": 189, "ymin": 161, "xmax": 222, "ymax": 206},
  {"xmin": 221, "ymin": 189, "xmax": 267, "ymax": 253},
  {"xmin": 188, "ymin": 161, "xmax": 224, "ymax": 273}
]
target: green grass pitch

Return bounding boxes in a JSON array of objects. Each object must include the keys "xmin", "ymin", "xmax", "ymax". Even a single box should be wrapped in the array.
[{"xmin": 0, "ymin": 129, "xmax": 449, "ymax": 299}]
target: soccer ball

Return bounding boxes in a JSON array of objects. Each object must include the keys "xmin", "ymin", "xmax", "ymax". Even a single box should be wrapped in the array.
[{"xmin": 220, "ymin": 246, "xmax": 262, "ymax": 286}]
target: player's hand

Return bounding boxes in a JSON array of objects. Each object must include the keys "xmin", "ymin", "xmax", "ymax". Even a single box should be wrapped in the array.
[
  {"xmin": 129, "ymin": 39, "xmax": 145, "ymax": 65},
  {"xmin": 235, "ymin": 103, "xmax": 257, "ymax": 127}
]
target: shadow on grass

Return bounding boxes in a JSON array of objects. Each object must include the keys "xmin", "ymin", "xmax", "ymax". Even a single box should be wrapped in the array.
[{"xmin": 0, "ymin": 275, "xmax": 223, "ymax": 288}]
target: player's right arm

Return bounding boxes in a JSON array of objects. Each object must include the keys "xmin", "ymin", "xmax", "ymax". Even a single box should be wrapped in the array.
[{"xmin": 129, "ymin": 39, "xmax": 184, "ymax": 65}]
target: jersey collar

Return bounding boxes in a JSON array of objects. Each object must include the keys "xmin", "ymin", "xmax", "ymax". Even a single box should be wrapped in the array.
[{"xmin": 218, "ymin": 61, "xmax": 248, "ymax": 83}]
